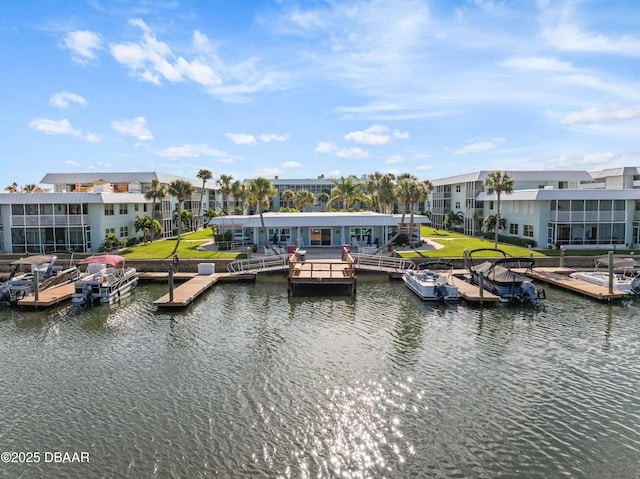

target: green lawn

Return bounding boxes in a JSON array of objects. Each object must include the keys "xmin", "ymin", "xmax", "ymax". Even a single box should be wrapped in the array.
[
  {"xmin": 394, "ymin": 227, "xmax": 545, "ymax": 259},
  {"xmin": 120, "ymin": 230, "xmax": 244, "ymax": 260}
]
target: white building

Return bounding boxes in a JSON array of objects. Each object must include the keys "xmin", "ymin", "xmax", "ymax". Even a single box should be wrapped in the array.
[{"xmin": 431, "ymin": 167, "xmax": 640, "ymax": 249}]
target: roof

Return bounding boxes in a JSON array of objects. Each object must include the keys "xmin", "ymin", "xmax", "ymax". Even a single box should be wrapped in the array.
[
  {"xmin": 478, "ymin": 188, "xmax": 640, "ymax": 201},
  {"xmin": 0, "ymin": 192, "xmax": 149, "ymax": 204},
  {"xmin": 432, "ymin": 170, "xmax": 593, "ymax": 186},
  {"xmin": 40, "ymin": 172, "xmax": 216, "ymax": 189},
  {"xmin": 210, "ymin": 212, "xmax": 400, "ymax": 228},
  {"xmin": 393, "ymin": 214, "xmax": 431, "ymax": 224}
]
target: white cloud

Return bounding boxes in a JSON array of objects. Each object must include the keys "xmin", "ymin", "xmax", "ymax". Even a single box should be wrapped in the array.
[
  {"xmin": 560, "ymin": 104, "xmax": 640, "ymax": 126},
  {"xmin": 385, "ymin": 155, "xmax": 404, "ymax": 164},
  {"xmin": 29, "ymin": 118, "xmax": 80, "ymax": 136},
  {"xmin": 315, "ymin": 142, "xmax": 337, "ymax": 154},
  {"xmin": 225, "ymin": 133, "xmax": 257, "ymax": 145},
  {"xmin": 218, "ymin": 158, "xmax": 235, "ymax": 164},
  {"xmin": 64, "ymin": 30, "xmax": 102, "ymax": 64},
  {"xmin": 111, "ymin": 116, "xmax": 153, "ymax": 141},
  {"xmin": 155, "ymin": 143, "xmax": 228, "ymax": 158},
  {"xmin": 253, "ymin": 167, "xmax": 280, "ymax": 177},
  {"xmin": 326, "ymin": 170, "xmax": 341, "ymax": 178},
  {"xmin": 260, "ymin": 133, "xmax": 290, "ymax": 142},
  {"xmin": 453, "ymin": 138, "xmax": 505, "ymax": 155},
  {"xmin": 392, "ymin": 129, "xmax": 410, "ymax": 140},
  {"xmin": 415, "ymin": 165, "xmax": 433, "ymax": 171},
  {"xmin": 49, "ymin": 91, "xmax": 87, "ymax": 108},
  {"xmin": 344, "ymin": 124, "xmax": 391, "ymax": 146},
  {"xmin": 542, "ymin": 23, "xmax": 640, "ymax": 57},
  {"xmin": 337, "ymin": 147, "xmax": 369, "ymax": 159},
  {"xmin": 282, "ymin": 161, "xmax": 301, "ymax": 168},
  {"xmin": 84, "ymin": 132, "xmax": 102, "ymax": 143},
  {"xmin": 502, "ymin": 56, "xmax": 574, "ymax": 72}
]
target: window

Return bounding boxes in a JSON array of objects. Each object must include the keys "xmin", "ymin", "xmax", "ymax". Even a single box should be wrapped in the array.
[
  {"xmin": 69, "ymin": 204, "xmax": 82, "ymax": 215},
  {"xmin": 25, "ymin": 204, "xmax": 39, "ymax": 215},
  {"xmin": 509, "ymin": 224, "xmax": 519, "ymax": 235},
  {"xmin": 455, "ymin": 185, "xmax": 461, "ymax": 193},
  {"xmin": 350, "ymin": 227, "xmax": 373, "ymax": 244},
  {"xmin": 119, "ymin": 204, "xmax": 128, "ymax": 215},
  {"xmin": 105, "ymin": 228, "xmax": 115, "ymax": 236},
  {"xmin": 120, "ymin": 226, "xmax": 129, "ymax": 237},
  {"xmin": 524, "ymin": 225, "xmax": 534, "ymax": 237},
  {"xmin": 11, "ymin": 204, "xmax": 24, "ymax": 215},
  {"xmin": 104, "ymin": 204, "xmax": 114, "ymax": 216},
  {"xmin": 134, "ymin": 204, "xmax": 139, "ymax": 212},
  {"xmin": 455, "ymin": 201, "xmax": 461, "ymax": 209},
  {"xmin": 267, "ymin": 228, "xmax": 291, "ymax": 245}
]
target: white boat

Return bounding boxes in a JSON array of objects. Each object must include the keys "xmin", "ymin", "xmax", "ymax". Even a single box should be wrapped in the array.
[
  {"xmin": 71, "ymin": 255, "xmax": 138, "ymax": 305},
  {"xmin": 569, "ymin": 255, "xmax": 640, "ymax": 294},
  {"xmin": 403, "ymin": 266, "xmax": 459, "ymax": 301},
  {"xmin": 0, "ymin": 254, "xmax": 79, "ymax": 304}
]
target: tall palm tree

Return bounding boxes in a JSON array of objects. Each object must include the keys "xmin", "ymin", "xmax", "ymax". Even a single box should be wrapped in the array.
[
  {"xmin": 483, "ymin": 171, "xmax": 514, "ymax": 249},
  {"xmin": 329, "ymin": 175, "xmax": 367, "ymax": 211},
  {"xmin": 247, "ymin": 177, "xmax": 278, "ymax": 254},
  {"xmin": 144, "ymin": 179, "xmax": 168, "ymax": 235},
  {"xmin": 216, "ymin": 174, "xmax": 234, "ymax": 214},
  {"xmin": 407, "ymin": 181, "xmax": 428, "ymax": 244},
  {"xmin": 196, "ymin": 168, "xmax": 213, "ymax": 228},
  {"xmin": 378, "ymin": 173, "xmax": 396, "ymax": 214},
  {"xmin": 168, "ymin": 179, "xmax": 196, "ymax": 255},
  {"xmin": 365, "ymin": 171, "xmax": 385, "ymax": 212},
  {"xmin": 231, "ymin": 180, "xmax": 247, "ymax": 214},
  {"xmin": 422, "ymin": 179, "xmax": 434, "ymax": 214},
  {"xmin": 294, "ymin": 189, "xmax": 316, "ymax": 212}
]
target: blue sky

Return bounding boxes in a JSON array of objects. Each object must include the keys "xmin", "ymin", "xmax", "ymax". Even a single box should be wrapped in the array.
[{"xmin": 1, "ymin": 0, "xmax": 639, "ymax": 189}]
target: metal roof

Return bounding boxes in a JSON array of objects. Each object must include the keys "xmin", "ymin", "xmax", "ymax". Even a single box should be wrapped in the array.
[
  {"xmin": 0, "ymin": 192, "xmax": 148, "ymax": 204},
  {"xmin": 478, "ymin": 188, "xmax": 640, "ymax": 201},
  {"xmin": 210, "ymin": 212, "xmax": 400, "ymax": 228},
  {"xmin": 432, "ymin": 170, "xmax": 593, "ymax": 186},
  {"xmin": 40, "ymin": 172, "xmax": 216, "ymax": 189}
]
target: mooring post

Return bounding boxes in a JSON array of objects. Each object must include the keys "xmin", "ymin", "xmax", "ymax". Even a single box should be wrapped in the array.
[
  {"xmin": 34, "ymin": 269, "xmax": 40, "ymax": 302},
  {"xmin": 463, "ymin": 249, "xmax": 469, "ymax": 270},
  {"xmin": 168, "ymin": 265, "xmax": 174, "ymax": 303},
  {"xmin": 608, "ymin": 250, "xmax": 614, "ymax": 295},
  {"xmin": 478, "ymin": 269, "xmax": 484, "ymax": 305}
]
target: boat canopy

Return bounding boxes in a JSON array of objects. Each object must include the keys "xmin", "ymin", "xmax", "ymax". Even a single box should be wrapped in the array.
[
  {"xmin": 78, "ymin": 254, "xmax": 125, "ymax": 267},
  {"xmin": 10, "ymin": 255, "xmax": 55, "ymax": 266},
  {"xmin": 593, "ymin": 255, "xmax": 639, "ymax": 269}
]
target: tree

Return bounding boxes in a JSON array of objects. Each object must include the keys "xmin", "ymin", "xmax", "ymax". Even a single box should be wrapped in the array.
[
  {"xmin": 482, "ymin": 214, "xmax": 506, "ymax": 236},
  {"xmin": 317, "ymin": 191, "xmax": 330, "ymax": 211},
  {"xmin": 168, "ymin": 179, "xmax": 196, "ymax": 255},
  {"xmin": 483, "ymin": 171, "xmax": 514, "ymax": 248},
  {"xmin": 5, "ymin": 182, "xmax": 18, "ymax": 193},
  {"xmin": 134, "ymin": 215, "xmax": 162, "ymax": 243},
  {"xmin": 247, "ymin": 177, "xmax": 278, "ymax": 254},
  {"xmin": 329, "ymin": 175, "xmax": 367, "ymax": 211},
  {"xmin": 294, "ymin": 189, "xmax": 316, "ymax": 212},
  {"xmin": 443, "ymin": 211, "xmax": 464, "ymax": 230},
  {"xmin": 365, "ymin": 172, "xmax": 385, "ymax": 212},
  {"xmin": 281, "ymin": 189, "xmax": 295, "ymax": 210},
  {"xmin": 145, "ymin": 179, "xmax": 167, "ymax": 224},
  {"xmin": 231, "ymin": 180, "xmax": 247, "ymax": 214},
  {"xmin": 23, "ymin": 184, "xmax": 38, "ymax": 193},
  {"xmin": 196, "ymin": 169, "xmax": 213, "ymax": 228},
  {"xmin": 217, "ymin": 174, "xmax": 234, "ymax": 214},
  {"xmin": 378, "ymin": 173, "xmax": 397, "ymax": 214},
  {"xmin": 203, "ymin": 207, "xmax": 217, "ymax": 226}
]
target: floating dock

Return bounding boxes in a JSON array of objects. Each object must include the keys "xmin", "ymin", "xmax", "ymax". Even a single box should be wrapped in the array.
[
  {"xmin": 449, "ymin": 274, "xmax": 500, "ymax": 303},
  {"xmin": 17, "ymin": 283, "xmax": 76, "ymax": 308},
  {"xmin": 154, "ymin": 272, "xmax": 226, "ymax": 308},
  {"xmin": 288, "ymin": 248, "xmax": 356, "ymax": 294},
  {"xmin": 523, "ymin": 267, "xmax": 628, "ymax": 301}
]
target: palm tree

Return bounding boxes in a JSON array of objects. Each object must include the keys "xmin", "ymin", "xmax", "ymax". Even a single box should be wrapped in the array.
[
  {"xmin": 247, "ymin": 177, "xmax": 278, "ymax": 254},
  {"xmin": 231, "ymin": 180, "xmax": 247, "ymax": 214},
  {"xmin": 281, "ymin": 189, "xmax": 295, "ymax": 210},
  {"xmin": 365, "ymin": 172, "xmax": 385, "ymax": 212},
  {"xmin": 378, "ymin": 173, "xmax": 396, "ymax": 214},
  {"xmin": 317, "ymin": 191, "xmax": 330, "ymax": 211},
  {"xmin": 145, "ymin": 179, "xmax": 168, "ymax": 222},
  {"xmin": 168, "ymin": 179, "xmax": 196, "ymax": 255},
  {"xmin": 216, "ymin": 174, "xmax": 234, "ymax": 214},
  {"xmin": 196, "ymin": 169, "xmax": 213, "ymax": 228},
  {"xmin": 422, "ymin": 179, "xmax": 434, "ymax": 214},
  {"xmin": 5, "ymin": 182, "xmax": 18, "ymax": 193},
  {"xmin": 329, "ymin": 175, "xmax": 367, "ymax": 211},
  {"xmin": 444, "ymin": 211, "xmax": 464, "ymax": 230},
  {"xmin": 23, "ymin": 184, "xmax": 38, "ymax": 193},
  {"xmin": 483, "ymin": 171, "xmax": 514, "ymax": 248},
  {"xmin": 294, "ymin": 189, "xmax": 316, "ymax": 212}
]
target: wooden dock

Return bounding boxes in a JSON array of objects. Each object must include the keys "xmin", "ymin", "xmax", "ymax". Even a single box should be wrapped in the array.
[
  {"xmin": 523, "ymin": 267, "xmax": 628, "ymax": 301},
  {"xmin": 449, "ymin": 274, "xmax": 500, "ymax": 303},
  {"xmin": 154, "ymin": 272, "xmax": 229, "ymax": 308},
  {"xmin": 288, "ymin": 248, "xmax": 356, "ymax": 294},
  {"xmin": 17, "ymin": 283, "xmax": 76, "ymax": 308}
]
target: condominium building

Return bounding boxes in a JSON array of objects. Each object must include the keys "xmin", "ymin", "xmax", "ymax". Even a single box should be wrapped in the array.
[
  {"xmin": 431, "ymin": 167, "xmax": 640, "ymax": 249},
  {"xmin": 0, "ymin": 172, "xmax": 218, "ymax": 254}
]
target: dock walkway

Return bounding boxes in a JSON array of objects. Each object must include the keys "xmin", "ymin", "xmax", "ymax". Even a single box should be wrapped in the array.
[
  {"xmin": 523, "ymin": 267, "xmax": 628, "ymax": 301},
  {"xmin": 153, "ymin": 272, "xmax": 229, "ymax": 308},
  {"xmin": 17, "ymin": 283, "xmax": 76, "ymax": 308}
]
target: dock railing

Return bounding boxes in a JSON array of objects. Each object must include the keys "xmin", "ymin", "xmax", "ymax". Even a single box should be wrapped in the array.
[
  {"xmin": 227, "ymin": 254, "xmax": 289, "ymax": 274},
  {"xmin": 351, "ymin": 253, "xmax": 416, "ymax": 272}
]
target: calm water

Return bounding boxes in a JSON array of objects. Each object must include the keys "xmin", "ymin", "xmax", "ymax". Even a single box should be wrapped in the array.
[{"xmin": 1, "ymin": 275, "xmax": 639, "ymax": 478}]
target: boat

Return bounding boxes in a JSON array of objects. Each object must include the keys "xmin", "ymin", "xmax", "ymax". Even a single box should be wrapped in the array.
[
  {"xmin": 403, "ymin": 263, "xmax": 459, "ymax": 301},
  {"xmin": 71, "ymin": 254, "xmax": 138, "ymax": 306},
  {"xmin": 0, "ymin": 254, "xmax": 80, "ymax": 304},
  {"xmin": 466, "ymin": 248, "xmax": 544, "ymax": 306},
  {"xmin": 569, "ymin": 255, "xmax": 640, "ymax": 294}
]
